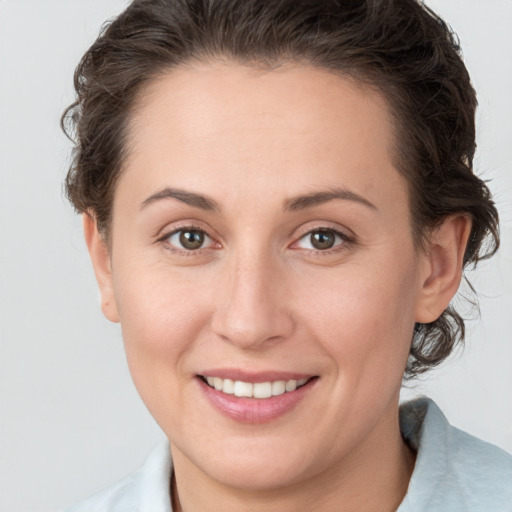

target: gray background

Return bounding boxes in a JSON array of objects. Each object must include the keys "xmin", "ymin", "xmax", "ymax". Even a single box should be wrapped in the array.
[{"xmin": 0, "ymin": 0, "xmax": 511, "ymax": 511}]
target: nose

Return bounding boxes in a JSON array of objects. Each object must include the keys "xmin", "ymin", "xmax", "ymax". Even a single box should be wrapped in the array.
[{"xmin": 211, "ymin": 251, "xmax": 294, "ymax": 350}]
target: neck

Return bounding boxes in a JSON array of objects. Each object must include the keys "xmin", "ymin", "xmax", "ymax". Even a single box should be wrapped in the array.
[{"xmin": 171, "ymin": 401, "xmax": 416, "ymax": 512}]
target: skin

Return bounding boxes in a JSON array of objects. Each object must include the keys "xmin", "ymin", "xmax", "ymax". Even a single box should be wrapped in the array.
[{"xmin": 85, "ymin": 63, "xmax": 471, "ymax": 511}]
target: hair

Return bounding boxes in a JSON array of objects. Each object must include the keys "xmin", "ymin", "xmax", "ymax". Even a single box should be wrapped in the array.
[{"xmin": 62, "ymin": 0, "xmax": 499, "ymax": 378}]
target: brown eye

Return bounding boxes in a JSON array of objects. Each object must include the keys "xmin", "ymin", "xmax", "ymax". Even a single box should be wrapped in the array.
[
  {"xmin": 295, "ymin": 228, "xmax": 346, "ymax": 252},
  {"xmin": 179, "ymin": 230, "xmax": 205, "ymax": 250},
  {"xmin": 167, "ymin": 229, "xmax": 211, "ymax": 251},
  {"xmin": 310, "ymin": 230, "xmax": 336, "ymax": 250}
]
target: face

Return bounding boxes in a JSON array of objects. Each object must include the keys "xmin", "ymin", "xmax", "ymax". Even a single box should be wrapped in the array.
[{"xmin": 88, "ymin": 63, "xmax": 449, "ymax": 492}]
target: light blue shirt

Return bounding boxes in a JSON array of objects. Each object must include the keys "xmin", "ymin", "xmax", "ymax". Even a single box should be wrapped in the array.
[
  {"xmin": 65, "ymin": 398, "xmax": 512, "ymax": 511},
  {"xmin": 397, "ymin": 399, "xmax": 512, "ymax": 511}
]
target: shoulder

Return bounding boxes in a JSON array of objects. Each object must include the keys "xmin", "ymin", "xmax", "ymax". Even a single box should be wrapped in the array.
[
  {"xmin": 63, "ymin": 441, "xmax": 173, "ymax": 512},
  {"xmin": 399, "ymin": 398, "xmax": 512, "ymax": 512}
]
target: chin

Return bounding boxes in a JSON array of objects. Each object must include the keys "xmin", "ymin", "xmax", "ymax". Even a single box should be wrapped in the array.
[
  {"xmin": 173, "ymin": 433, "xmax": 322, "ymax": 491},
  {"xmin": 206, "ymin": 455, "xmax": 312, "ymax": 491}
]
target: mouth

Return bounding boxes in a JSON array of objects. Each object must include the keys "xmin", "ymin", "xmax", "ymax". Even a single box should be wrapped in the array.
[
  {"xmin": 196, "ymin": 370, "xmax": 319, "ymax": 423},
  {"xmin": 199, "ymin": 375, "xmax": 312, "ymax": 399}
]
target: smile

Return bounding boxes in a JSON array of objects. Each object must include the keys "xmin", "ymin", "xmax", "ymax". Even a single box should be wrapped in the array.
[
  {"xmin": 197, "ymin": 373, "xmax": 318, "ymax": 423},
  {"xmin": 202, "ymin": 376, "xmax": 309, "ymax": 398}
]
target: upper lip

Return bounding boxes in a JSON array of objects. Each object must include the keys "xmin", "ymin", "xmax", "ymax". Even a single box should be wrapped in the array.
[{"xmin": 198, "ymin": 369, "xmax": 315, "ymax": 383}]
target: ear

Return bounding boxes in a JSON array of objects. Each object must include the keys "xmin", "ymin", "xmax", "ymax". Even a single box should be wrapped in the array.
[
  {"xmin": 415, "ymin": 214, "xmax": 472, "ymax": 323},
  {"xmin": 82, "ymin": 213, "xmax": 120, "ymax": 323}
]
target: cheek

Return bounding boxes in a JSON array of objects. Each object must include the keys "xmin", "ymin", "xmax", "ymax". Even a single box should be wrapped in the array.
[
  {"xmin": 113, "ymin": 266, "xmax": 212, "ymax": 384},
  {"xmin": 111, "ymin": 266, "xmax": 219, "ymax": 435},
  {"xmin": 296, "ymin": 259, "xmax": 418, "ymax": 377}
]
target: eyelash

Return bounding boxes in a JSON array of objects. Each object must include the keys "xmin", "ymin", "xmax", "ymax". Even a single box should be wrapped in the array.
[
  {"xmin": 158, "ymin": 225, "xmax": 353, "ymax": 256},
  {"xmin": 292, "ymin": 227, "xmax": 352, "ymax": 255},
  {"xmin": 158, "ymin": 226, "xmax": 216, "ymax": 256}
]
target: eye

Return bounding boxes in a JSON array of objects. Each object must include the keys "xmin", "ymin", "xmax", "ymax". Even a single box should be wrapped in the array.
[
  {"xmin": 296, "ymin": 228, "xmax": 346, "ymax": 251},
  {"xmin": 166, "ymin": 228, "xmax": 213, "ymax": 251}
]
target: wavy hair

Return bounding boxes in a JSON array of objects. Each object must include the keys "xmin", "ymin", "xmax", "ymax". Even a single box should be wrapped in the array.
[{"xmin": 62, "ymin": 0, "xmax": 499, "ymax": 378}]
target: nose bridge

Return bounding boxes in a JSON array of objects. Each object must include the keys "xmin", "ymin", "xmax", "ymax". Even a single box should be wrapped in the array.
[{"xmin": 211, "ymin": 244, "xmax": 293, "ymax": 349}]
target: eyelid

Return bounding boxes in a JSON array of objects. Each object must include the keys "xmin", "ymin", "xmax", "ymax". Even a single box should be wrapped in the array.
[
  {"xmin": 290, "ymin": 224, "xmax": 355, "ymax": 253},
  {"xmin": 292, "ymin": 221, "xmax": 354, "ymax": 241},
  {"xmin": 154, "ymin": 219, "xmax": 210, "ymax": 239},
  {"xmin": 157, "ymin": 222, "xmax": 220, "ymax": 253}
]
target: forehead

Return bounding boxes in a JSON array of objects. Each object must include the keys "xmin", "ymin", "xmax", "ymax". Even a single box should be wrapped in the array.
[
  {"xmin": 120, "ymin": 62, "xmax": 407, "ymax": 217},
  {"xmin": 130, "ymin": 62, "xmax": 394, "ymax": 152}
]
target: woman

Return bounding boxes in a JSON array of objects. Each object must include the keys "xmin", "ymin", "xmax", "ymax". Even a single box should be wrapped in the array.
[{"xmin": 62, "ymin": 0, "xmax": 512, "ymax": 510}]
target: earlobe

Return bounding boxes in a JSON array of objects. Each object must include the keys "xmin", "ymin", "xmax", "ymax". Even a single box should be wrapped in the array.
[
  {"xmin": 82, "ymin": 213, "xmax": 120, "ymax": 323},
  {"xmin": 415, "ymin": 214, "xmax": 472, "ymax": 324}
]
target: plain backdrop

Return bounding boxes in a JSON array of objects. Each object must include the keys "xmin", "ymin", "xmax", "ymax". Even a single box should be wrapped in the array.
[{"xmin": 0, "ymin": 1, "xmax": 511, "ymax": 511}]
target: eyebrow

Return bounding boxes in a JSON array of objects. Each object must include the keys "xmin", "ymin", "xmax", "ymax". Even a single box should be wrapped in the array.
[
  {"xmin": 140, "ymin": 186, "xmax": 377, "ymax": 213},
  {"xmin": 284, "ymin": 188, "xmax": 378, "ymax": 212},
  {"xmin": 140, "ymin": 187, "xmax": 220, "ymax": 212}
]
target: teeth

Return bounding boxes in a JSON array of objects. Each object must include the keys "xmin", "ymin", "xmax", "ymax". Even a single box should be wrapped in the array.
[
  {"xmin": 253, "ymin": 382, "xmax": 272, "ymax": 399},
  {"xmin": 271, "ymin": 380, "xmax": 286, "ymax": 396},
  {"xmin": 222, "ymin": 378, "xmax": 234, "ymax": 394},
  {"xmin": 203, "ymin": 376, "xmax": 310, "ymax": 398},
  {"xmin": 285, "ymin": 380, "xmax": 297, "ymax": 392},
  {"xmin": 233, "ymin": 381, "xmax": 253, "ymax": 397}
]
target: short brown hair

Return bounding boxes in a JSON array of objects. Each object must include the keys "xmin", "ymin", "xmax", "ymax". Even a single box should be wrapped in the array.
[{"xmin": 62, "ymin": 0, "xmax": 499, "ymax": 378}]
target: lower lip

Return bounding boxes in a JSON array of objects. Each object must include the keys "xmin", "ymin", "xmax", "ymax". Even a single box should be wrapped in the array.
[{"xmin": 197, "ymin": 377, "xmax": 317, "ymax": 424}]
